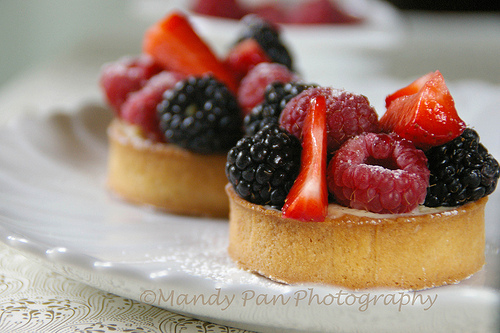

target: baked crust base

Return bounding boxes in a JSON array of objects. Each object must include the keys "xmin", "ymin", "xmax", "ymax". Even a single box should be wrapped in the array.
[
  {"xmin": 107, "ymin": 119, "xmax": 229, "ymax": 217},
  {"xmin": 227, "ymin": 185, "xmax": 486, "ymax": 290}
]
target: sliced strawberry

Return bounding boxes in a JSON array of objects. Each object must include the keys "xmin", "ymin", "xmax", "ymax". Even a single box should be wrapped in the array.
[
  {"xmin": 380, "ymin": 71, "xmax": 466, "ymax": 150},
  {"xmin": 385, "ymin": 72, "xmax": 434, "ymax": 108},
  {"xmin": 282, "ymin": 96, "xmax": 328, "ymax": 222},
  {"xmin": 143, "ymin": 11, "xmax": 238, "ymax": 93},
  {"xmin": 224, "ymin": 38, "xmax": 271, "ymax": 83}
]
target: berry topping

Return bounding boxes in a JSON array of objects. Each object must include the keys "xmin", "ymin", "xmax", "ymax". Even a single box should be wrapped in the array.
[
  {"xmin": 143, "ymin": 11, "xmax": 238, "ymax": 93},
  {"xmin": 226, "ymin": 124, "xmax": 302, "ymax": 208},
  {"xmin": 280, "ymin": 87, "xmax": 379, "ymax": 152},
  {"xmin": 379, "ymin": 71, "xmax": 466, "ymax": 150},
  {"xmin": 224, "ymin": 38, "xmax": 272, "ymax": 82},
  {"xmin": 327, "ymin": 133, "xmax": 430, "ymax": 214},
  {"xmin": 191, "ymin": 0, "xmax": 247, "ymax": 20},
  {"xmin": 237, "ymin": 62, "xmax": 300, "ymax": 113},
  {"xmin": 282, "ymin": 96, "xmax": 328, "ymax": 222},
  {"xmin": 243, "ymin": 81, "xmax": 316, "ymax": 136},
  {"xmin": 424, "ymin": 128, "xmax": 500, "ymax": 207},
  {"xmin": 238, "ymin": 14, "xmax": 294, "ymax": 70},
  {"xmin": 385, "ymin": 72, "xmax": 434, "ymax": 108},
  {"xmin": 121, "ymin": 71, "xmax": 185, "ymax": 141},
  {"xmin": 287, "ymin": 0, "xmax": 362, "ymax": 25},
  {"xmin": 157, "ymin": 75, "xmax": 242, "ymax": 154},
  {"xmin": 252, "ymin": 4, "xmax": 287, "ymax": 24},
  {"xmin": 99, "ymin": 55, "xmax": 162, "ymax": 114}
]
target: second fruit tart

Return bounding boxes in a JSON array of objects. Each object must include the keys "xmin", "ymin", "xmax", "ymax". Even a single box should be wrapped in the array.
[
  {"xmin": 101, "ymin": 11, "xmax": 299, "ymax": 217},
  {"xmin": 226, "ymin": 71, "xmax": 499, "ymax": 290}
]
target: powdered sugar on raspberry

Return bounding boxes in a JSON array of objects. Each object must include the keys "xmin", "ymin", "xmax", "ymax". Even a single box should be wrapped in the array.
[
  {"xmin": 327, "ymin": 133, "xmax": 430, "ymax": 214},
  {"xmin": 279, "ymin": 86, "xmax": 379, "ymax": 152}
]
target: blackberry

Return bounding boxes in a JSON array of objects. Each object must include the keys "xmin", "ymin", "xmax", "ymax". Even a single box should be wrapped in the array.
[
  {"xmin": 157, "ymin": 75, "xmax": 242, "ymax": 154},
  {"xmin": 424, "ymin": 128, "xmax": 500, "ymax": 207},
  {"xmin": 238, "ymin": 14, "xmax": 294, "ymax": 70},
  {"xmin": 226, "ymin": 124, "xmax": 301, "ymax": 208},
  {"xmin": 243, "ymin": 82, "xmax": 315, "ymax": 136}
]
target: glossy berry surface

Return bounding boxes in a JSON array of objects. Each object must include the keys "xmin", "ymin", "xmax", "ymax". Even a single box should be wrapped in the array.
[
  {"xmin": 327, "ymin": 133, "xmax": 430, "ymax": 214},
  {"xmin": 243, "ymin": 81, "xmax": 315, "ymax": 136},
  {"xmin": 380, "ymin": 71, "xmax": 466, "ymax": 150},
  {"xmin": 143, "ymin": 11, "xmax": 238, "ymax": 93},
  {"xmin": 280, "ymin": 87, "xmax": 379, "ymax": 152},
  {"xmin": 282, "ymin": 96, "xmax": 328, "ymax": 222},
  {"xmin": 385, "ymin": 72, "xmax": 434, "ymax": 108},
  {"xmin": 425, "ymin": 128, "xmax": 500, "ymax": 207},
  {"xmin": 226, "ymin": 124, "xmax": 301, "ymax": 208},
  {"xmin": 157, "ymin": 75, "xmax": 242, "ymax": 154}
]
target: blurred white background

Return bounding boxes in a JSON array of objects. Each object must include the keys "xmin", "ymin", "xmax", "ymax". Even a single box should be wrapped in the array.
[
  {"xmin": 0, "ymin": 0, "xmax": 498, "ymax": 118},
  {"xmin": 0, "ymin": 0, "xmax": 136, "ymax": 88}
]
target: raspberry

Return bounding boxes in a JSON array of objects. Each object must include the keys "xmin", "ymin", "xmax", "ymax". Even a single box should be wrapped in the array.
[
  {"xmin": 327, "ymin": 133, "xmax": 430, "ymax": 214},
  {"xmin": 121, "ymin": 71, "xmax": 184, "ymax": 141},
  {"xmin": 237, "ymin": 62, "xmax": 300, "ymax": 113},
  {"xmin": 226, "ymin": 124, "xmax": 301, "ymax": 208},
  {"xmin": 243, "ymin": 81, "xmax": 315, "ymax": 136},
  {"xmin": 99, "ymin": 55, "xmax": 162, "ymax": 114},
  {"xmin": 224, "ymin": 39, "xmax": 271, "ymax": 82},
  {"xmin": 424, "ymin": 128, "xmax": 500, "ymax": 207},
  {"xmin": 157, "ymin": 75, "xmax": 242, "ymax": 154},
  {"xmin": 279, "ymin": 87, "xmax": 379, "ymax": 152}
]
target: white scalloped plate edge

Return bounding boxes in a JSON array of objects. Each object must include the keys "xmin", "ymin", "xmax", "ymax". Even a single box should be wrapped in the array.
[{"xmin": 0, "ymin": 102, "xmax": 498, "ymax": 333}]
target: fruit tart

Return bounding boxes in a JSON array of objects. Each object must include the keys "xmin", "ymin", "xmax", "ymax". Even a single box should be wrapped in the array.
[
  {"xmin": 101, "ymin": 11, "xmax": 299, "ymax": 217},
  {"xmin": 226, "ymin": 71, "xmax": 499, "ymax": 290}
]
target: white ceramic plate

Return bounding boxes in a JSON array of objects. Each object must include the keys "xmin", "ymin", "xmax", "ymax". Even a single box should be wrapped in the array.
[{"xmin": 0, "ymin": 93, "xmax": 499, "ymax": 332}]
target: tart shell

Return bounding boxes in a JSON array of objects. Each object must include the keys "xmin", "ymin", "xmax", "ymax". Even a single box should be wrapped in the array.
[
  {"xmin": 226, "ymin": 185, "xmax": 486, "ymax": 290},
  {"xmin": 107, "ymin": 119, "xmax": 229, "ymax": 218}
]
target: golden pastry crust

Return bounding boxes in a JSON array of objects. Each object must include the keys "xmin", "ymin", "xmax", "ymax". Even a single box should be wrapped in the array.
[
  {"xmin": 107, "ymin": 119, "xmax": 229, "ymax": 217},
  {"xmin": 226, "ymin": 185, "xmax": 486, "ymax": 290}
]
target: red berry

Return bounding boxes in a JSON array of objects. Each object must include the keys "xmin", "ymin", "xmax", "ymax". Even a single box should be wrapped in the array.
[
  {"xmin": 327, "ymin": 133, "xmax": 430, "ymax": 214},
  {"xmin": 380, "ymin": 71, "xmax": 466, "ymax": 150},
  {"xmin": 282, "ymin": 96, "xmax": 328, "ymax": 222},
  {"xmin": 121, "ymin": 71, "xmax": 185, "ymax": 141},
  {"xmin": 191, "ymin": 0, "xmax": 247, "ymax": 20},
  {"xmin": 224, "ymin": 39, "xmax": 271, "ymax": 82},
  {"xmin": 385, "ymin": 72, "xmax": 434, "ymax": 108},
  {"xmin": 252, "ymin": 4, "xmax": 287, "ymax": 24},
  {"xmin": 280, "ymin": 87, "xmax": 379, "ymax": 152},
  {"xmin": 99, "ymin": 55, "xmax": 162, "ymax": 114},
  {"xmin": 286, "ymin": 0, "xmax": 362, "ymax": 24},
  {"xmin": 237, "ymin": 62, "xmax": 300, "ymax": 114},
  {"xmin": 143, "ymin": 11, "xmax": 239, "ymax": 93}
]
